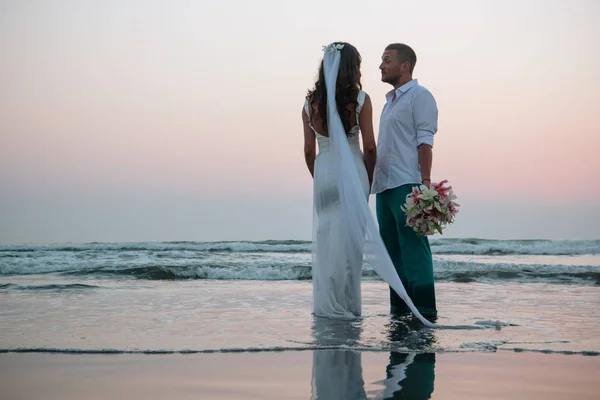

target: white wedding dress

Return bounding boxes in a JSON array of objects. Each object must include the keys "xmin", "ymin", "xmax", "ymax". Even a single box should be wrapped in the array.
[{"xmin": 305, "ymin": 91, "xmax": 370, "ymax": 319}]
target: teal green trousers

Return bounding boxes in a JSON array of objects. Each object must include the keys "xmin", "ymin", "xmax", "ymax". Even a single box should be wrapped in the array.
[{"xmin": 376, "ymin": 184, "xmax": 437, "ymax": 318}]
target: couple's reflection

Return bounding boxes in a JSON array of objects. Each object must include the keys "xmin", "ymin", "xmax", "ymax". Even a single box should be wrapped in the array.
[
  {"xmin": 310, "ymin": 316, "xmax": 435, "ymax": 399},
  {"xmin": 377, "ymin": 352, "xmax": 436, "ymax": 399}
]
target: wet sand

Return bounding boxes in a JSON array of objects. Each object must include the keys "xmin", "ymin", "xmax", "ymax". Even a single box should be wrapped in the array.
[{"xmin": 1, "ymin": 350, "xmax": 599, "ymax": 399}]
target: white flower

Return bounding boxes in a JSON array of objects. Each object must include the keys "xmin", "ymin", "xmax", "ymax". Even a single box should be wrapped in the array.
[
  {"xmin": 322, "ymin": 43, "xmax": 345, "ymax": 53},
  {"xmin": 418, "ymin": 188, "xmax": 438, "ymax": 201}
]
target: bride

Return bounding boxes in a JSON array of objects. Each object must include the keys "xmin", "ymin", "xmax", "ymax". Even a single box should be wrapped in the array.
[
  {"xmin": 302, "ymin": 42, "xmax": 376, "ymax": 318},
  {"xmin": 302, "ymin": 42, "xmax": 436, "ymax": 326}
]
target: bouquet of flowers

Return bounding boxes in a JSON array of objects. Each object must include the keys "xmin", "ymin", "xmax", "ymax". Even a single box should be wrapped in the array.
[{"xmin": 402, "ymin": 180, "xmax": 460, "ymax": 236}]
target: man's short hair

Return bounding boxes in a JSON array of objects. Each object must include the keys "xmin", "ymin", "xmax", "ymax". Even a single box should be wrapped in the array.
[{"xmin": 385, "ymin": 43, "xmax": 417, "ymax": 73}]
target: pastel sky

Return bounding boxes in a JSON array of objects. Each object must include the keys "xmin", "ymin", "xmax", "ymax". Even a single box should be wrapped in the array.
[{"xmin": 1, "ymin": 0, "xmax": 599, "ymax": 244}]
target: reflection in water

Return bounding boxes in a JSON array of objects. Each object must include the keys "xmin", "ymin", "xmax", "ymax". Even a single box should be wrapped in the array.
[
  {"xmin": 377, "ymin": 352, "xmax": 436, "ymax": 399},
  {"xmin": 310, "ymin": 316, "xmax": 436, "ymax": 399},
  {"xmin": 377, "ymin": 317, "xmax": 436, "ymax": 399},
  {"xmin": 311, "ymin": 317, "xmax": 367, "ymax": 399},
  {"xmin": 311, "ymin": 350, "xmax": 367, "ymax": 400},
  {"xmin": 385, "ymin": 314, "xmax": 438, "ymax": 351}
]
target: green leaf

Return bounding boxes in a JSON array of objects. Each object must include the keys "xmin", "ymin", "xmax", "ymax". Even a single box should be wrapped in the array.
[{"xmin": 435, "ymin": 224, "xmax": 443, "ymax": 235}]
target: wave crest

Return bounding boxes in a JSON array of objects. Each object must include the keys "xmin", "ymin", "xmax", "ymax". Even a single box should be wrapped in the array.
[{"xmin": 1, "ymin": 239, "xmax": 598, "ymax": 255}]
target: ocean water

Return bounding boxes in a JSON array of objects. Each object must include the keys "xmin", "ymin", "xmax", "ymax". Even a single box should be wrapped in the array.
[{"xmin": 1, "ymin": 239, "xmax": 599, "ymax": 356}]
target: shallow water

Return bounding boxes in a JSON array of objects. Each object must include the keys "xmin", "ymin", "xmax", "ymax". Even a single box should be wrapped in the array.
[{"xmin": 1, "ymin": 279, "xmax": 598, "ymax": 355}]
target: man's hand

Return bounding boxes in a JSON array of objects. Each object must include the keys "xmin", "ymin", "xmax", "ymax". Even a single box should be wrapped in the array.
[{"xmin": 422, "ymin": 178, "xmax": 431, "ymax": 189}]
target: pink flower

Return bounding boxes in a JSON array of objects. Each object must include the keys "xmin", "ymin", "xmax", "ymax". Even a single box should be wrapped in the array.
[{"xmin": 401, "ymin": 179, "xmax": 460, "ymax": 236}]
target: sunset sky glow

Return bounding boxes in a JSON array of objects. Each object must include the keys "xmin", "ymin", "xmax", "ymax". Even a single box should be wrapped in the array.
[{"xmin": 1, "ymin": 0, "xmax": 599, "ymax": 243}]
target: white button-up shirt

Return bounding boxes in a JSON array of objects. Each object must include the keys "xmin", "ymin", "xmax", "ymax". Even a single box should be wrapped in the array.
[{"xmin": 371, "ymin": 79, "xmax": 438, "ymax": 194}]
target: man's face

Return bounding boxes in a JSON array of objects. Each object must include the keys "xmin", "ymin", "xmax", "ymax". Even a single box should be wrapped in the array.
[{"xmin": 379, "ymin": 50, "xmax": 408, "ymax": 85}]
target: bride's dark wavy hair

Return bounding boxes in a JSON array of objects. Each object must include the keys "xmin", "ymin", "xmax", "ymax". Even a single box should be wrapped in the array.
[{"xmin": 306, "ymin": 42, "xmax": 362, "ymax": 135}]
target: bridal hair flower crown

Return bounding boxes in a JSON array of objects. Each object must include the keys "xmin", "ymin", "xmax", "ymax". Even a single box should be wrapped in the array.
[{"xmin": 322, "ymin": 43, "xmax": 345, "ymax": 53}]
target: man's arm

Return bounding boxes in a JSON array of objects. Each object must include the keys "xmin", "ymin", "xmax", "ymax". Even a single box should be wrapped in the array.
[
  {"xmin": 418, "ymin": 144, "xmax": 433, "ymax": 187},
  {"xmin": 413, "ymin": 90, "xmax": 438, "ymax": 187}
]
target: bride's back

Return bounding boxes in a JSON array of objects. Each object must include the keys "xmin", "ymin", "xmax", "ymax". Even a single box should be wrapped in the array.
[
  {"xmin": 306, "ymin": 43, "xmax": 372, "ymax": 320},
  {"xmin": 301, "ymin": 41, "xmax": 376, "ymax": 190},
  {"xmin": 304, "ymin": 42, "xmax": 364, "ymax": 139},
  {"xmin": 305, "ymin": 95, "xmax": 360, "ymax": 137}
]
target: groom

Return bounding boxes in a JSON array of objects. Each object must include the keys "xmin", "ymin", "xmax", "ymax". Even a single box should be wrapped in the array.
[{"xmin": 372, "ymin": 43, "xmax": 438, "ymax": 319}]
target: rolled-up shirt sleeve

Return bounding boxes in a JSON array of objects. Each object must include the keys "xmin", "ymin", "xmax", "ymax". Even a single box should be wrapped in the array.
[{"xmin": 413, "ymin": 90, "xmax": 438, "ymax": 147}]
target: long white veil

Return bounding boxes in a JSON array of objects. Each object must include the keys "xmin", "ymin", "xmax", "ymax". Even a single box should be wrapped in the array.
[{"xmin": 320, "ymin": 45, "xmax": 437, "ymax": 328}]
